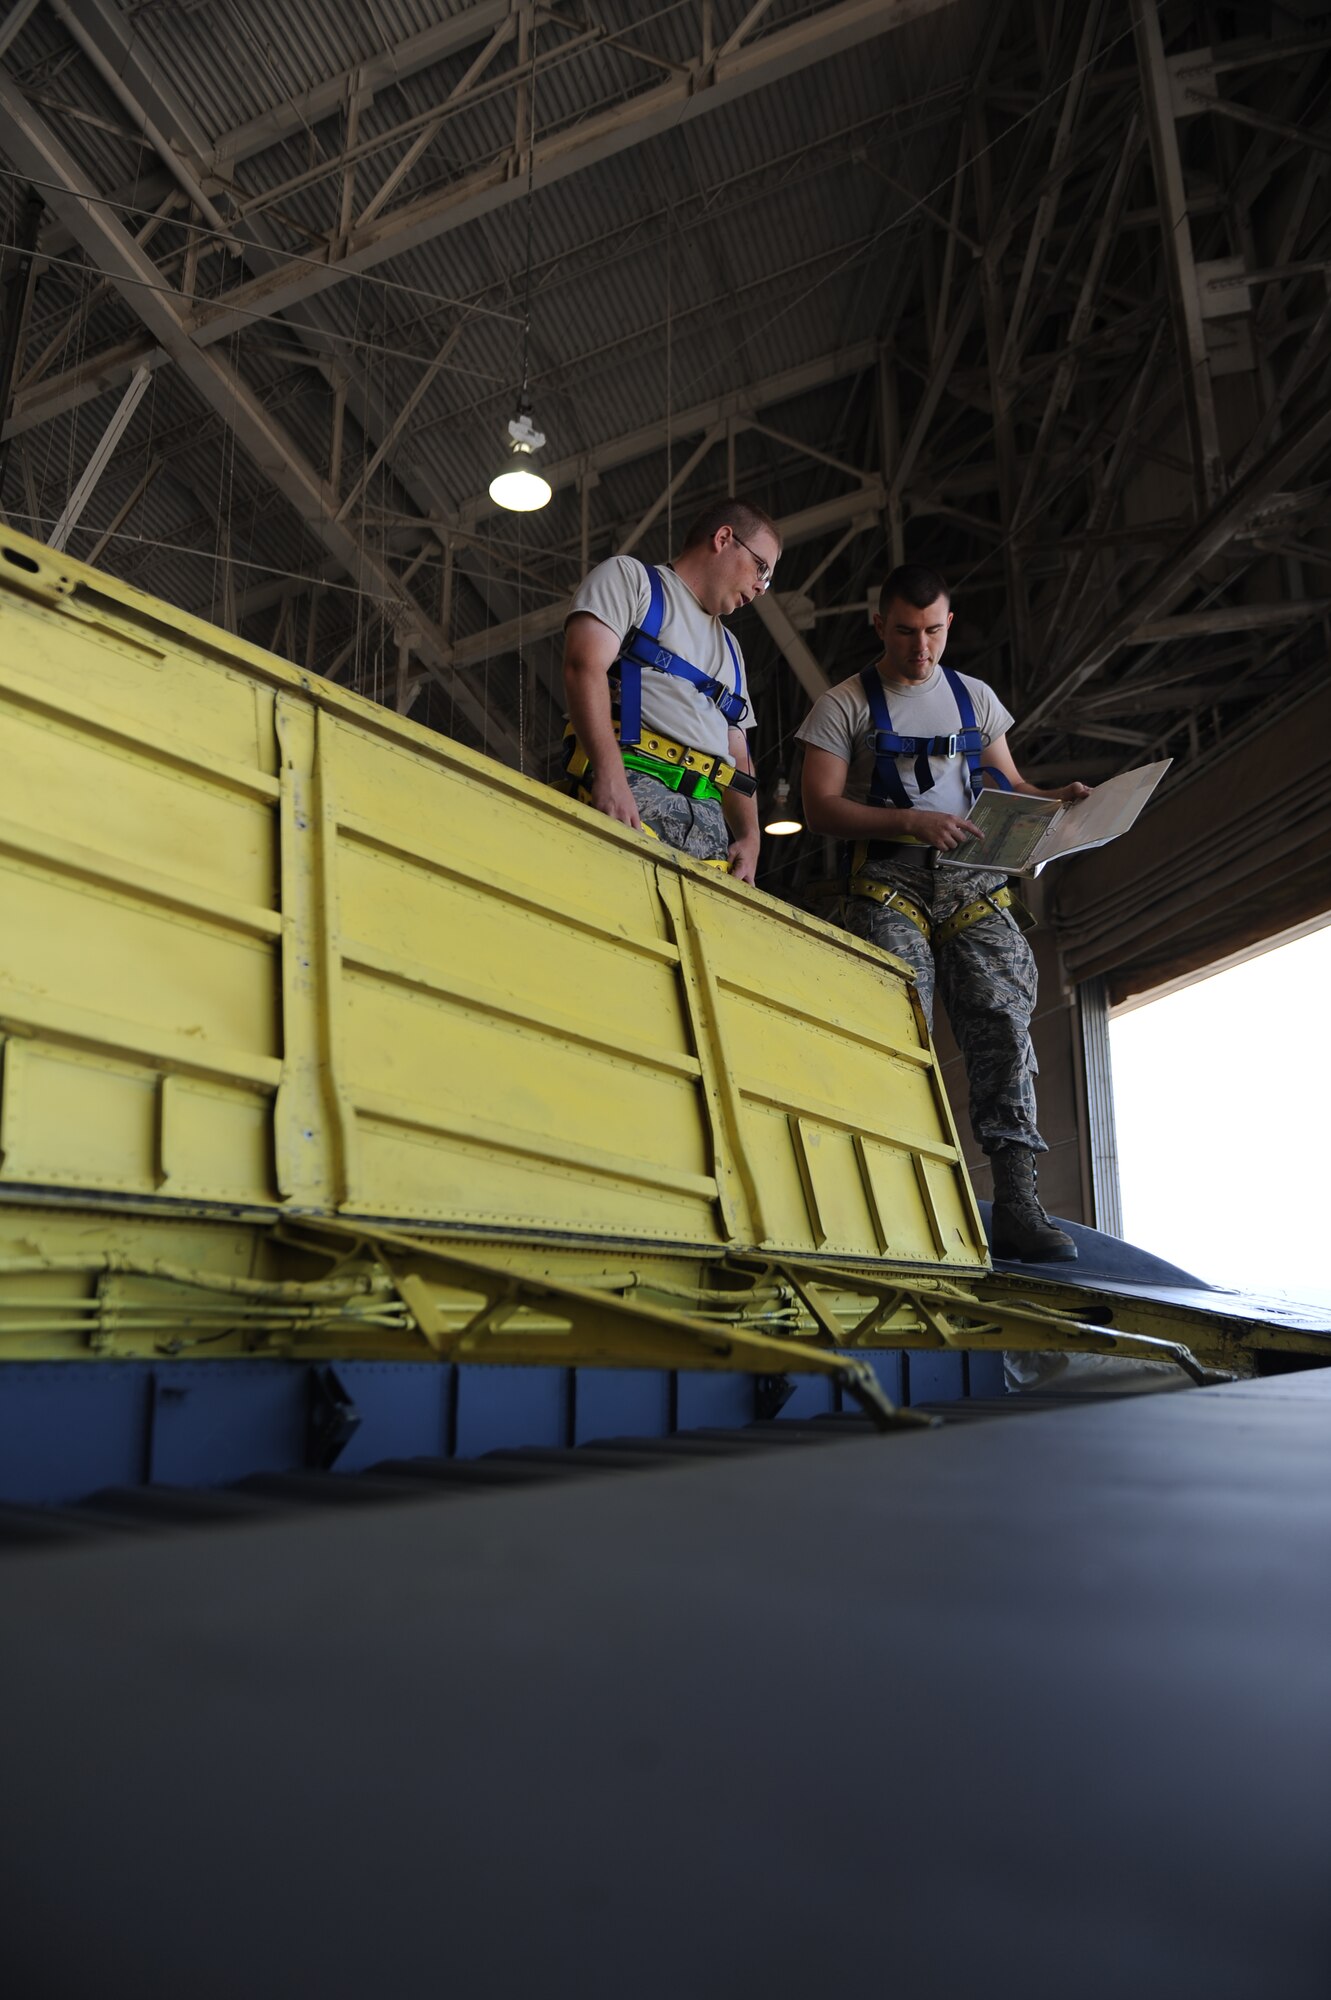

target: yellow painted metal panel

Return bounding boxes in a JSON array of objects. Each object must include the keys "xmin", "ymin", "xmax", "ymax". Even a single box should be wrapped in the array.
[
  {"xmin": 0, "ymin": 524, "xmax": 989, "ymax": 1273},
  {"xmin": 334, "ymin": 848, "xmax": 687, "ymax": 1065},
  {"xmin": 669, "ymin": 876, "xmax": 983, "ymax": 1267},
  {"xmin": 353, "ymin": 1118, "xmax": 718, "ymax": 1240},
  {"xmin": 0, "ymin": 1037, "xmax": 277, "ymax": 1203},
  {"xmin": 330, "ymin": 722, "xmax": 667, "ymax": 955},
  {"xmin": 0, "ymin": 864, "xmax": 280, "ymax": 1052},
  {"xmin": 157, "ymin": 1075, "xmax": 276, "ymax": 1204},
  {"xmin": 0, "ymin": 1041, "xmax": 158, "ymax": 1190},
  {"xmin": 0, "ymin": 700, "xmax": 276, "ymax": 910},
  {"xmin": 343, "ymin": 974, "xmax": 713, "ymax": 1178},
  {"xmin": 0, "ymin": 555, "xmax": 277, "ymax": 776}
]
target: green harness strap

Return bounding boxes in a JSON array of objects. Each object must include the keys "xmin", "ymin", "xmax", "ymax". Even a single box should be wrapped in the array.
[{"xmin": 620, "ymin": 747, "xmax": 724, "ymax": 804}]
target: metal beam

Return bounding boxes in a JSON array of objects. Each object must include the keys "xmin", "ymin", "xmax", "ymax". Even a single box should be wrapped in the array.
[
  {"xmin": 1189, "ymin": 87, "xmax": 1331, "ymax": 161},
  {"xmin": 356, "ymin": 17, "xmax": 518, "ymax": 234},
  {"xmin": 24, "ymin": 2, "xmax": 539, "ymax": 270},
  {"xmin": 3, "ymin": 333, "xmax": 166, "ymax": 442},
  {"xmin": 752, "ymin": 591, "xmax": 831, "ymax": 702},
  {"xmin": 887, "ymin": 278, "xmax": 981, "ymax": 504},
  {"xmin": 207, "ymin": 4, "xmax": 517, "ymax": 172},
  {"xmin": 998, "ymin": 0, "xmax": 1107, "ymax": 377},
  {"xmin": 1021, "ymin": 396, "xmax": 1331, "ymax": 734},
  {"xmin": 1015, "ymin": 114, "xmax": 1142, "ymax": 524},
  {"xmin": 45, "ymin": 0, "xmax": 238, "ymax": 247},
  {"xmin": 334, "ymin": 324, "xmax": 464, "ymax": 524},
  {"xmin": 1129, "ymin": 600, "xmax": 1331, "ymax": 642},
  {"xmin": 1131, "ymin": 0, "xmax": 1226, "ymax": 515},
  {"xmin": 0, "ymin": 0, "xmax": 38, "ymax": 61},
  {"xmin": 0, "ymin": 182, "xmax": 41, "ymax": 486},
  {"xmin": 0, "ymin": 74, "xmax": 521, "ymax": 762},
  {"xmin": 84, "ymin": 451, "xmax": 163, "ymax": 566},
  {"xmin": 1039, "ymin": 321, "xmax": 1169, "ymax": 663},
  {"xmin": 47, "ymin": 364, "xmax": 150, "ymax": 552}
]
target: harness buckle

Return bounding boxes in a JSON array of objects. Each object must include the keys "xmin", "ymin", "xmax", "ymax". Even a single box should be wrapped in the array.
[{"xmin": 943, "ymin": 733, "xmax": 959, "ymax": 757}]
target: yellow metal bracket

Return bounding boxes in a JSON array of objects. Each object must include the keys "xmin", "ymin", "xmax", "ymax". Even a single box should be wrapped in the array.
[
  {"xmin": 282, "ymin": 1220, "xmax": 929, "ymax": 1431},
  {"xmin": 724, "ymin": 1253, "xmax": 1231, "ymax": 1384}
]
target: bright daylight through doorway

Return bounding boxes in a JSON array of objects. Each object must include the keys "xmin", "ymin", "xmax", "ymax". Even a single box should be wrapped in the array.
[{"xmin": 1109, "ymin": 920, "xmax": 1331, "ymax": 1310}]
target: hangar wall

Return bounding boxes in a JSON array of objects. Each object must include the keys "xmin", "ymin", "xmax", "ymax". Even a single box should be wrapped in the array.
[{"xmin": 1052, "ymin": 676, "xmax": 1331, "ymax": 1006}]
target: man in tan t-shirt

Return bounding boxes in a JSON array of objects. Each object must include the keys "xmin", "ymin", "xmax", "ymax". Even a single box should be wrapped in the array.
[
  {"xmin": 562, "ymin": 499, "xmax": 778, "ymax": 882},
  {"xmin": 799, "ymin": 563, "xmax": 1090, "ymax": 1263}
]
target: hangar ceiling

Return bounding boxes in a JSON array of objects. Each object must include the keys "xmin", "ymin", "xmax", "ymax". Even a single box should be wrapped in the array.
[{"xmin": 1, "ymin": 0, "xmax": 1329, "ymax": 905}]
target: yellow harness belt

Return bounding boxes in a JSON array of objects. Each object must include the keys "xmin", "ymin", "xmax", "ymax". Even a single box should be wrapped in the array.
[
  {"xmin": 564, "ymin": 730, "xmax": 735, "ymax": 870},
  {"xmin": 849, "ymin": 873, "xmax": 1019, "ymax": 947},
  {"xmin": 564, "ymin": 727, "xmax": 754, "ymax": 796}
]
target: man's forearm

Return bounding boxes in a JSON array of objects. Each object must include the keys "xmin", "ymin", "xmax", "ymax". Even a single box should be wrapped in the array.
[
  {"xmin": 803, "ymin": 793, "xmax": 919, "ymax": 840},
  {"xmin": 1007, "ymin": 776, "xmax": 1089, "ymax": 803},
  {"xmin": 722, "ymin": 787, "xmax": 760, "ymax": 847}
]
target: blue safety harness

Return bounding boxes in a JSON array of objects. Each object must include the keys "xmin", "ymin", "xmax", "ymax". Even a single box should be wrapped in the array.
[
  {"xmin": 614, "ymin": 563, "xmax": 748, "ymax": 747},
  {"xmin": 861, "ymin": 664, "xmax": 1013, "ymax": 811}
]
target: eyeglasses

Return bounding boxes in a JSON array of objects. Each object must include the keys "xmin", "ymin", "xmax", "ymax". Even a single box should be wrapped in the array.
[{"xmin": 729, "ymin": 530, "xmax": 774, "ymax": 590}]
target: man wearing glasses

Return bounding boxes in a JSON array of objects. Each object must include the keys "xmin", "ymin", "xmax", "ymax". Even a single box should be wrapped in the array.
[{"xmin": 562, "ymin": 499, "xmax": 779, "ymax": 882}]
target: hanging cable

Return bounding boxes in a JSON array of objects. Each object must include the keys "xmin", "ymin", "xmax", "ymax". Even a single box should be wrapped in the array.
[
  {"xmin": 666, "ymin": 192, "xmax": 674, "ymax": 548},
  {"xmin": 518, "ymin": 16, "xmax": 538, "ymax": 412},
  {"xmin": 489, "ymin": 10, "xmax": 550, "ymax": 514}
]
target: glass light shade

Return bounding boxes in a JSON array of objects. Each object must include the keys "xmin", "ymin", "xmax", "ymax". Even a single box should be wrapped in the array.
[
  {"xmin": 763, "ymin": 777, "xmax": 802, "ymax": 836},
  {"xmin": 488, "ymin": 463, "xmax": 551, "ymax": 512}
]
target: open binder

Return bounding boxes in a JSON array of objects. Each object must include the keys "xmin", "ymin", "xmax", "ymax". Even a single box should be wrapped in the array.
[{"xmin": 937, "ymin": 759, "xmax": 1172, "ymax": 877}]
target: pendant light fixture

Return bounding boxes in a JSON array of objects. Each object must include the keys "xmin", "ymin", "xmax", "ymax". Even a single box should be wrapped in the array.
[
  {"xmin": 490, "ymin": 25, "xmax": 550, "ymax": 514},
  {"xmin": 489, "ymin": 394, "xmax": 551, "ymax": 512},
  {"xmin": 763, "ymin": 776, "xmax": 803, "ymax": 837}
]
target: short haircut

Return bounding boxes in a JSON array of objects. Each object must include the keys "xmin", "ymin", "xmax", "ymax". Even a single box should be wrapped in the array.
[
  {"xmin": 878, "ymin": 564, "xmax": 951, "ymax": 614},
  {"xmin": 680, "ymin": 497, "xmax": 782, "ymax": 555}
]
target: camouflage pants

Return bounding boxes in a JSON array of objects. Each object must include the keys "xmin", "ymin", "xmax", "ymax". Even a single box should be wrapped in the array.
[
  {"xmin": 842, "ymin": 862, "xmax": 1044, "ymax": 1155},
  {"xmin": 626, "ymin": 769, "xmax": 730, "ymax": 862}
]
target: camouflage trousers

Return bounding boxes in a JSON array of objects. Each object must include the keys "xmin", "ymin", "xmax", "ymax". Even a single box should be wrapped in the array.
[
  {"xmin": 626, "ymin": 769, "xmax": 730, "ymax": 862},
  {"xmin": 842, "ymin": 861, "xmax": 1045, "ymax": 1156}
]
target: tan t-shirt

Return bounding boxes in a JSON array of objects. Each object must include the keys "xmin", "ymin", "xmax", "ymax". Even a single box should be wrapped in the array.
[
  {"xmin": 797, "ymin": 665, "xmax": 1014, "ymax": 818},
  {"xmin": 566, "ymin": 556, "xmax": 754, "ymax": 761}
]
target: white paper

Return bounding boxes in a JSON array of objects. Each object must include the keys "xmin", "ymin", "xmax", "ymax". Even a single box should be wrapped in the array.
[{"xmin": 937, "ymin": 760, "xmax": 1172, "ymax": 877}]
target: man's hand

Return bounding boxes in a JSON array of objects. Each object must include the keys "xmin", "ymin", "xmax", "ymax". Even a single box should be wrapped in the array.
[
  {"xmin": 727, "ymin": 830, "xmax": 761, "ymax": 884},
  {"xmin": 590, "ymin": 766, "xmax": 642, "ymax": 829},
  {"xmin": 1051, "ymin": 781, "xmax": 1091, "ymax": 803},
  {"xmin": 906, "ymin": 807, "xmax": 984, "ymax": 853}
]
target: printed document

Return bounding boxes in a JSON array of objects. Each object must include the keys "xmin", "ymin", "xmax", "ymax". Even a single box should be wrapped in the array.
[{"xmin": 937, "ymin": 760, "xmax": 1172, "ymax": 876}]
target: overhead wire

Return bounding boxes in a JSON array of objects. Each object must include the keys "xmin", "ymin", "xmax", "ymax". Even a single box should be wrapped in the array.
[
  {"xmin": 509, "ymin": 5, "xmax": 540, "ymax": 773},
  {"xmin": 0, "ymin": 161, "xmax": 524, "ymax": 327},
  {"xmin": 0, "ymin": 235, "xmax": 516, "ymax": 393}
]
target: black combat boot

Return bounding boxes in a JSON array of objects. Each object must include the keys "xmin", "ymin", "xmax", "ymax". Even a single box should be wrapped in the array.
[{"xmin": 990, "ymin": 1146, "xmax": 1078, "ymax": 1262}]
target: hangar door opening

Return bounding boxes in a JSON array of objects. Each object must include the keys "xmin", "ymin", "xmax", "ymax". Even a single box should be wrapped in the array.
[{"xmin": 1108, "ymin": 920, "xmax": 1331, "ymax": 1310}]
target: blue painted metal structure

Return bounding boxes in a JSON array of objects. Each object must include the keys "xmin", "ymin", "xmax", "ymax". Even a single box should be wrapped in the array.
[{"xmin": 0, "ymin": 1349, "xmax": 997, "ymax": 1507}]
